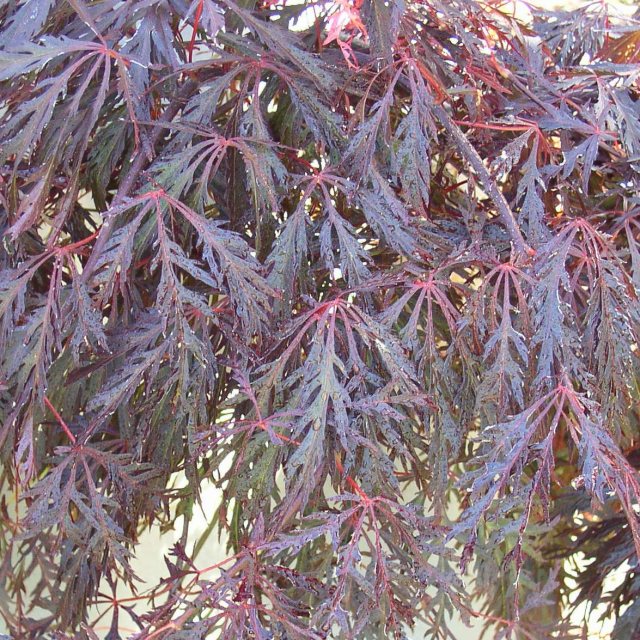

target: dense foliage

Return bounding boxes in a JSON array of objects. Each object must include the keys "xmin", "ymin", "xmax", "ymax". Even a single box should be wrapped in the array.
[{"xmin": 1, "ymin": 0, "xmax": 640, "ymax": 637}]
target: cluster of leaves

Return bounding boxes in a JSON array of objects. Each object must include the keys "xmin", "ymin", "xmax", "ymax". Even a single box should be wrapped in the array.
[{"xmin": 1, "ymin": 0, "xmax": 640, "ymax": 637}]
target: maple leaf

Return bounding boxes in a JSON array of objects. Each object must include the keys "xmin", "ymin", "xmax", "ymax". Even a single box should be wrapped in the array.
[{"xmin": 3, "ymin": 0, "xmax": 640, "ymax": 637}]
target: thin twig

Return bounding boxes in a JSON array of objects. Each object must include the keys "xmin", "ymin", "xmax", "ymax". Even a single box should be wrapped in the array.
[{"xmin": 44, "ymin": 396, "xmax": 76, "ymax": 444}]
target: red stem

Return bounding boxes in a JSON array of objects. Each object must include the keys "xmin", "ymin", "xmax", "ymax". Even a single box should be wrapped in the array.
[
  {"xmin": 188, "ymin": 0, "xmax": 204, "ymax": 63},
  {"xmin": 44, "ymin": 396, "xmax": 77, "ymax": 444}
]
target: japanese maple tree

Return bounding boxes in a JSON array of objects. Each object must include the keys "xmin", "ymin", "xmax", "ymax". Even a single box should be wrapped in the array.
[{"xmin": 1, "ymin": 0, "xmax": 640, "ymax": 638}]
